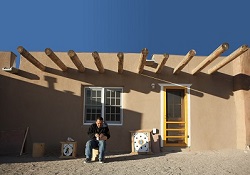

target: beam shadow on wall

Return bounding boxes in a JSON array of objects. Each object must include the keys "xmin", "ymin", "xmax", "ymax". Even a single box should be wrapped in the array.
[
  {"xmin": 4, "ymin": 69, "xmax": 40, "ymax": 80},
  {"xmin": 43, "ymin": 65, "xmax": 250, "ymax": 99},
  {"xmin": 0, "ymin": 74, "xmax": 145, "ymax": 158}
]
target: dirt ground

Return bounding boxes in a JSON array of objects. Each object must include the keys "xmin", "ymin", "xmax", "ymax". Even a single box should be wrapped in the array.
[{"xmin": 0, "ymin": 149, "xmax": 250, "ymax": 175}]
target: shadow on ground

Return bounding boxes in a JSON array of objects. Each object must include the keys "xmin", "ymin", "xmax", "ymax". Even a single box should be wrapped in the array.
[
  {"xmin": 0, "ymin": 151, "xmax": 181, "ymax": 164},
  {"xmin": 104, "ymin": 152, "xmax": 170, "ymax": 163}
]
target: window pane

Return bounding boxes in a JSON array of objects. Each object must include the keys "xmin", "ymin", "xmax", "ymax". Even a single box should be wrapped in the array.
[
  {"xmin": 111, "ymin": 90, "xmax": 115, "ymax": 97},
  {"xmin": 106, "ymin": 90, "xmax": 110, "ymax": 97},
  {"xmin": 86, "ymin": 98, "xmax": 91, "ymax": 105},
  {"xmin": 97, "ymin": 90, "xmax": 101, "ymax": 97},
  {"xmin": 91, "ymin": 115, "xmax": 96, "ymax": 121},
  {"xmin": 116, "ymin": 99, "xmax": 120, "ymax": 105},
  {"xmin": 111, "ymin": 114, "xmax": 115, "ymax": 121},
  {"xmin": 92, "ymin": 99, "xmax": 96, "ymax": 105},
  {"xmin": 92, "ymin": 90, "xmax": 96, "ymax": 97},
  {"xmin": 93, "ymin": 98, "xmax": 97, "ymax": 105},
  {"xmin": 86, "ymin": 90, "xmax": 91, "ymax": 98},
  {"xmin": 170, "ymin": 91, "xmax": 180, "ymax": 104},
  {"xmin": 167, "ymin": 92, "xmax": 173, "ymax": 104},
  {"xmin": 85, "ymin": 88, "xmax": 122, "ymax": 123},
  {"xmin": 86, "ymin": 114, "xmax": 91, "ymax": 120},
  {"xmin": 106, "ymin": 114, "xmax": 110, "ymax": 121},
  {"xmin": 168, "ymin": 91, "xmax": 182, "ymax": 105},
  {"xmin": 116, "ymin": 91, "xmax": 120, "ymax": 97},
  {"xmin": 173, "ymin": 92, "xmax": 181, "ymax": 104},
  {"xmin": 104, "ymin": 89, "xmax": 122, "ymax": 122},
  {"xmin": 110, "ymin": 107, "xmax": 115, "ymax": 113},
  {"xmin": 97, "ymin": 97, "xmax": 101, "ymax": 104},
  {"xmin": 106, "ymin": 106, "xmax": 110, "ymax": 113},
  {"xmin": 116, "ymin": 114, "xmax": 120, "ymax": 121},
  {"xmin": 167, "ymin": 104, "xmax": 173, "ymax": 118},
  {"xmin": 167, "ymin": 90, "xmax": 183, "ymax": 120},
  {"xmin": 86, "ymin": 107, "xmax": 91, "ymax": 113},
  {"xmin": 106, "ymin": 97, "xmax": 110, "ymax": 105},
  {"xmin": 97, "ymin": 107, "xmax": 101, "ymax": 114},
  {"xmin": 174, "ymin": 105, "xmax": 181, "ymax": 118},
  {"xmin": 116, "ymin": 107, "xmax": 120, "ymax": 113},
  {"xmin": 111, "ymin": 99, "xmax": 115, "ymax": 105}
]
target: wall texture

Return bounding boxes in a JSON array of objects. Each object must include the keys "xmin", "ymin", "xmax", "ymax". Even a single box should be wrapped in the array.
[
  {"xmin": 0, "ymin": 49, "xmax": 249, "ymax": 156},
  {"xmin": 233, "ymin": 50, "xmax": 250, "ymax": 149}
]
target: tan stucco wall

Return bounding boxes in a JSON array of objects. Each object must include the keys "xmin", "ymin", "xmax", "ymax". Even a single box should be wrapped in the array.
[
  {"xmin": 0, "ymin": 49, "xmax": 247, "ymax": 155},
  {"xmin": 153, "ymin": 54, "xmax": 237, "ymax": 150},
  {"xmin": 233, "ymin": 50, "xmax": 250, "ymax": 149},
  {"xmin": 243, "ymin": 51, "xmax": 250, "ymax": 147},
  {"xmin": 0, "ymin": 52, "xmax": 16, "ymax": 68}
]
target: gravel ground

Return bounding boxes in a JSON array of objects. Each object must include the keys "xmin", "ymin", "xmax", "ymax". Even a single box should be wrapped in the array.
[{"xmin": 0, "ymin": 149, "xmax": 249, "ymax": 175}]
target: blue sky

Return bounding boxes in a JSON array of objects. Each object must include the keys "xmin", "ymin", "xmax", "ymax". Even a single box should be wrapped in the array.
[{"xmin": 1, "ymin": 0, "xmax": 250, "ymax": 67}]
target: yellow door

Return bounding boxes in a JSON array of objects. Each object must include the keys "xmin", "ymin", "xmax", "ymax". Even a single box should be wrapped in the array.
[{"xmin": 164, "ymin": 87, "xmax": 188, "ymax": 147}]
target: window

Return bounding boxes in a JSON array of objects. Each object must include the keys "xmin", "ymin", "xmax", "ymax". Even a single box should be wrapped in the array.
[
  {"xmin": 84, "ymin": 87, "xmax": 122, "ymax": 124},
  {"xmin": 166, "ymin": 90, "xmax": 184, "ymax": 120}
]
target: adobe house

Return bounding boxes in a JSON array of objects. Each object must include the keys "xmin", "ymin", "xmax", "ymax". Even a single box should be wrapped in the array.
[{"xmin": 0, "ymin": 43, "xmax": 249, "ymax": 156}]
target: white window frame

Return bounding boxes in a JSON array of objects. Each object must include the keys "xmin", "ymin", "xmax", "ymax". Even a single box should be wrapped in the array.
[{"xmin": 83, "ymin": 87, "xmax": 123, "ymax": 126}]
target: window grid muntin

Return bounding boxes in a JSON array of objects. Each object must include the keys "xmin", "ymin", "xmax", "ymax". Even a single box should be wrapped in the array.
[
  {"xmin": 85, "ymin": 88, "xmax": 102, "ymax": 122},
  {"xmin": 105, "ymin": 88, "xmax": 121, "ymax": 122},
  {"xmin": 84, "ymin": 87, "xmax": 122, "ymax": 124}
]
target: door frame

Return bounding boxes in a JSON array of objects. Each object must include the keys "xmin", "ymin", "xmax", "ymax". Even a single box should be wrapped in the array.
[{"xmin": 159, "ymin": 83, "xmax": 191, "ymax": 147}]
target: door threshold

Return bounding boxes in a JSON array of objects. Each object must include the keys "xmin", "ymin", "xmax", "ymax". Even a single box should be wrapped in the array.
[{"xmin": 161, "ymin": 146, "xmax": 190, "ymax": 153}]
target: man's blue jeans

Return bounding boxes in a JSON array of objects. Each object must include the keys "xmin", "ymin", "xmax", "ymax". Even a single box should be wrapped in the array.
[{"xmin": 85, "ymin": 139, "xmax": 106, "ymax": 160}]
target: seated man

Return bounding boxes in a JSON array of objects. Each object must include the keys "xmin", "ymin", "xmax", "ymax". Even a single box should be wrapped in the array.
[{"xmin": 84, "ymin": 116, "xmax": 110, "ymax": 163}]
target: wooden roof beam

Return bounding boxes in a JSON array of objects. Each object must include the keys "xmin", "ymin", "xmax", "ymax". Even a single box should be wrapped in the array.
[
  {"xmin": 173, "ymin": 50, "xmax": 196, "ymax": 74},
  {"xmin": 155, "ymin": 53, "xmax": 169, "ymax": 74},
  {"xmin": 92, "ymin": 51, "xmax": 105, "ymax": 73},
  {"xmin": 138, "ymin": 48, "xmax": 149, "ymax": 74},
  {"xmin": 17, "ymin": 46, "xmax": 45, "ymax": 71},
  {"xmin": 191, "ymin": 43, "xmax": 229, "ymax": 75},
  {"xmin": 117, "ymin": 52, "xmax": 124, "ymax": 74},
  {"xmin": 68, "ymin": 50, "xmax": 85, "ymax": 72},
  {"xmin": 45, "ymin": 48, "xmax": 68, "ymax": 71},
  {"xmin": 208, "ymin": 45, "xmax": 248, "ymax": 74}
]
